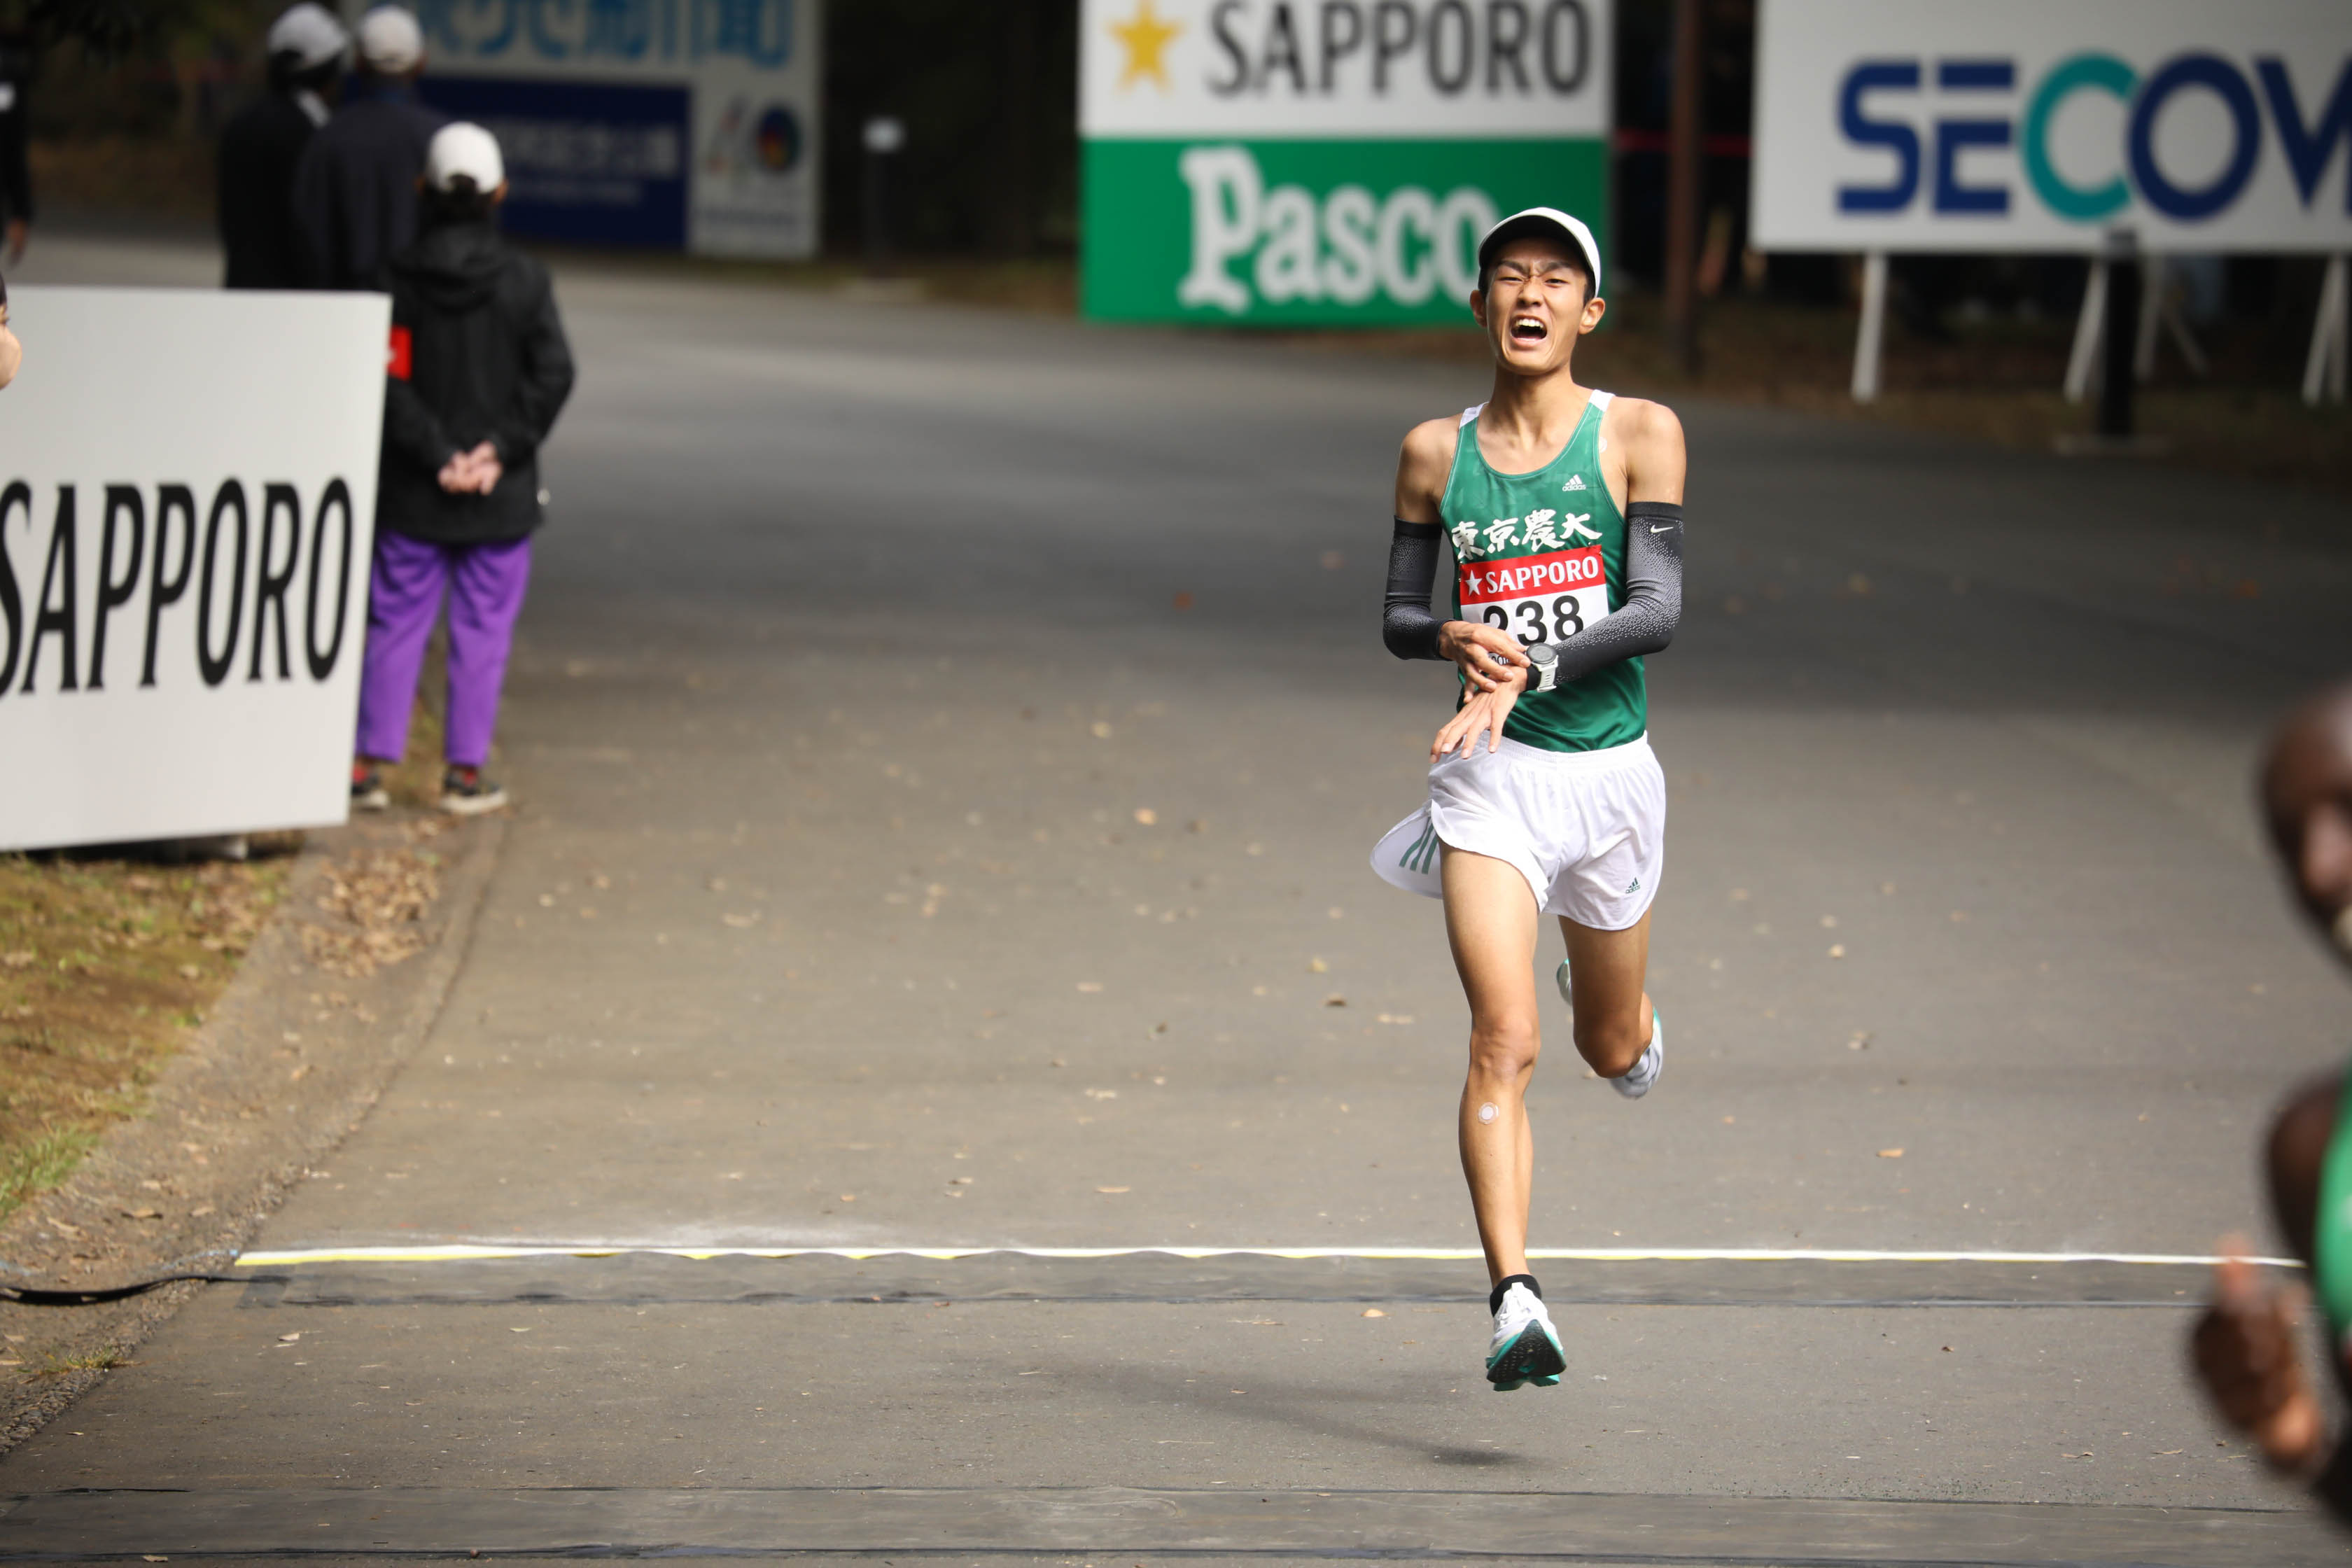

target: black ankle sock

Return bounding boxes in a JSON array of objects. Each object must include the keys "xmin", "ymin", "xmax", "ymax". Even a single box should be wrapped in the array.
[{"xmin": 1488, "ymin": 1273, "xmax": 1541, "ymax": 1315}]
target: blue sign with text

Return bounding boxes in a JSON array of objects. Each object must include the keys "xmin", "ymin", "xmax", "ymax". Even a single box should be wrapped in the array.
[{"xmin": 418, "ymin": 75, "xmax": 690, "ymax": 248}]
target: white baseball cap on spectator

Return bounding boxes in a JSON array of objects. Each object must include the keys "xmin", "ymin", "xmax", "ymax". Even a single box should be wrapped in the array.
[
  {"xmin": 266, "ymin": 3, "xmax": 349, "ymax": 71},
  {"xmin": 356, "ymin": 5, "xmax": 425, "ymax": 74},
  {"xmin": 425, "ymin": 122, "xmax": 505, "ymax": 194}
]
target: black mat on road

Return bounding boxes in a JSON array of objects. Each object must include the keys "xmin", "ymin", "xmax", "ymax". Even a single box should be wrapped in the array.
[
  {"xmin": 230, "ymin": 1250, "xmax": 2248, "ymax": 1310},
  {"xmin": 3, "ymin": 1483, "xmax": 2341, "ymax": 1564}
]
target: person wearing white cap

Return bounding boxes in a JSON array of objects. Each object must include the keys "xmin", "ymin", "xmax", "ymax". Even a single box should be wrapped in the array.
[
  {"xmin": 1368, "ymin": 205, "xmax": 1688, "ymax": 1392},
  {"xmin": 218, "ymin": 3, "xmax": 347, "ymax": 288},
  {"xmin": 289, "ymin": 4, "xmax": 444, "ymax": 289},
  {"xmin": 352, "ymin": 122, "xmax": 574, "ymax": 818}
]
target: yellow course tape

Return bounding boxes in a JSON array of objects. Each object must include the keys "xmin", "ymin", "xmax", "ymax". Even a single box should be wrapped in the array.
[{"xmin": 229, "ymin": 1244, "xmax": 2303, "ymax": 1269}]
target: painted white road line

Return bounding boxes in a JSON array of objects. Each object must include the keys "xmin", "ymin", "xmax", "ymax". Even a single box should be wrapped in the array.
[{"xmin": 231, "ymin": 1243, "xmax": 2303, "ymax": 1269}]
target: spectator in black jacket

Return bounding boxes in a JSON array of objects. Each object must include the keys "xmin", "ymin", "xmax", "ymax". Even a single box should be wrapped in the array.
[
  {"xmin": 0, "ymin": 29, "xmax": 35, "ymax": 265},
  {"xmin": 218, "ymin": 4, "xmax": 347, "ymax": 289},
  {"xmin": 290, "ymin": 5, "xmax": 442, "ymax": 289},
  {"xmin": 352, "ymin": 122, "xmax": 573, "ymax": 816}
]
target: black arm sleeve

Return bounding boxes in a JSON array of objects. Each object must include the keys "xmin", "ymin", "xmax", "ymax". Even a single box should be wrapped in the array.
[
  {"xmin": 1536, "ymin": 501, "xmax": 1683, "ymax": 685},
  {"xmin": 1382, "ymin": 518, "xmax": 1446, "ymax": 661}
]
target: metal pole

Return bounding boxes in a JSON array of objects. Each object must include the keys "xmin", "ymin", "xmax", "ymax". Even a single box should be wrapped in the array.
[
  {"xmin": 2096, "ymin": 233, "xmax": 2139, "ymax": 439},
  {"xmin": 2303, "ymin": 253, "xmax": 2348, "ymax": 407},
  {"xmin": 862, "ymin": 116, "xmax": 906, "ymax": 277},
  {"xmin": 2063, "ymin": 256, "xmax": 2106, "ymax": 405},
  {"xmin": 2133, "ymin": 254, "xmax": 2164, "ymax": 382},
  {"xmin": 1851, "ymin": 251, "xmax": 1887, "ymax": 403},
  {"xmin": 863, "ymin": 151, "xmax": 887, "ymax": 274},
  {"xmin": 1662, "ymin": 0, "xmax": 1704, "ymax": 374}
]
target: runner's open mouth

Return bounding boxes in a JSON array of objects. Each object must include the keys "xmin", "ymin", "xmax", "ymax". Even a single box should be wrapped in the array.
[{"xmin": 1510, "ymin": 316, "xmax": 1547, "ymax": 344}]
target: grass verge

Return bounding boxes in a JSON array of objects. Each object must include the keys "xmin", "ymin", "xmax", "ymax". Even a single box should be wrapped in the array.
[{"xmin": 0, "ymin": 850, "xmax": 290, "ymax": 1224}]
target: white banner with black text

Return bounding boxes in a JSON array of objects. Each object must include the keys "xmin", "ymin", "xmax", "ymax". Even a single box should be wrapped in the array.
[{"xmin": 0, "ymin": 287, "xmax": 387, "ymax": 851}]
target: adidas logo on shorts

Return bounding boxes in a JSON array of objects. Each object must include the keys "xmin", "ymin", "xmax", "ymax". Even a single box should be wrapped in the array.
[
  {"xmin": 1624, "ymin": 876, "xmax": 1641, "ymax": 894},
  {"xmin": 1564, "ymin": 474, "xmax": 1587, "ymax": 491}
]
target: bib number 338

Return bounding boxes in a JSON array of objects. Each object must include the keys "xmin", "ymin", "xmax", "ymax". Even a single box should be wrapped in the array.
[{"xmin": 1458, "ymin": 546, "xmax": 1606, "ymax": 648}]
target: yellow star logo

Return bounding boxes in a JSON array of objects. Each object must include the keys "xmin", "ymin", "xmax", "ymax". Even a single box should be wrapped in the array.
[{"xmin": 1109, "ymin": 0, "xmax": 1182, "ymax": 91}]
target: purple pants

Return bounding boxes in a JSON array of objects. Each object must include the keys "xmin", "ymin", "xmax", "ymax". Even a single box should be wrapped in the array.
[{"xmin": 355, "ymin": 532, "xmax": 531, "ymax": 769}]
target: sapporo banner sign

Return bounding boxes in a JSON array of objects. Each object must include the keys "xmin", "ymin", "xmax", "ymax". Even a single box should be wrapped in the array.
[
  {"xmin": 1080, "ymin": 0, "xmax": 1614, "ymax": 325},
  {"xmin": 0, "ymin": 288, "xmax": 386, "ymax": 852},
  {"xmin": 1754, "ymin": 0, "xmax": 2352, "ymax": 252},
  {"xmin": 406, "ymin": 0, "xmax": 820, "ymax": 258}
]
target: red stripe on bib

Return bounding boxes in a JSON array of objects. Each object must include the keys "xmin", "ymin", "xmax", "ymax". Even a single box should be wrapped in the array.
[{"xmin": 1457, "ymin": 547, "xmax": 1604, "ymax": 608}]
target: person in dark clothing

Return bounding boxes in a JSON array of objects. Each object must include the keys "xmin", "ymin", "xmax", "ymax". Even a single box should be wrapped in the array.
[
  {"xmin": 290, "ymin": 6, "xmax": 442, "ymax": 290},
  {"xmin": 218, "ymin": 4, "xmax": 347, "ymax": 289},
  {"xmin": 352, "ymin": 122, "xmax": 573, "ymax": 816},
  {"xmin": 0, "ymin": 30, "xmax": 36, "ymax": 265}
]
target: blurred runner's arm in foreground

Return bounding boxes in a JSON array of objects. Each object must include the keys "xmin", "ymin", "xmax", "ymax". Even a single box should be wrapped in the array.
[
  {"xmin": 2192, "ymin": 1086, "xmax": 2352, "ymax": 1515},
  {"xmin": 2192, "ymin": 683, "xmax": 2352, "ymax": 1518}
]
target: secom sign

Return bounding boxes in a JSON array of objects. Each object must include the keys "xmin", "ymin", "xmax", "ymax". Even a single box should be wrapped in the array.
[{"xmin": 1754, "ymin": 0, "xmax": 2352, "ymax": 253}]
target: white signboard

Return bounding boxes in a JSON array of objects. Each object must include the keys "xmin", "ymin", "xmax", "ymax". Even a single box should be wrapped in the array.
[
  {"xmin": 409, "ymin": 0, "xmax": 821, "ymax": 258},
  {"xmin": 0, "ymin": 288, "xmax": 387, "ymax": 851},
  {"xmin": 1754, "ymin": 0, "xmax": 2352, "ymax": 252},
  {"xmin": 1080, "ymin": 0, "xmax": 1612, "ymax": 138},
  {"xmin": 1079, "ymin": 0, "xmax": 1613, "ymax": 324}
]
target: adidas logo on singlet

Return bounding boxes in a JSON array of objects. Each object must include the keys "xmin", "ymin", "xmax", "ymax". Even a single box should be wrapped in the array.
[{"xmin": 1563, "ymin": 474, "xmax": 1587, "ymax": 491}]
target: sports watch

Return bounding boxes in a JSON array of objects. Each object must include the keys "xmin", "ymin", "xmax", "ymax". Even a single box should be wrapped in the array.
[{"xmin": 1523, "ymin": 642, "xmax": 1562, "ymax": 692}]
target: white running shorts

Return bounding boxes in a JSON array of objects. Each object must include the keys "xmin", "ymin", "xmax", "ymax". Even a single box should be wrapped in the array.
[{"xmin": 1370, "ymin": 734, "xmax": 1665, "ymax": 930}]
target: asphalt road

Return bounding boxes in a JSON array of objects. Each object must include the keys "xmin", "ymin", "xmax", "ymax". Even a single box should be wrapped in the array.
[{"xmin": 6, "ymin": 234, "xmax": 2352, "ymax": 1562}]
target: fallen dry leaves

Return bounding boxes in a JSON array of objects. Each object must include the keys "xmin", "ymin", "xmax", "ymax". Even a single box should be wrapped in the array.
[{"xmin": 300, "ymin": 825, "xmax": 447, "ymax": 979}]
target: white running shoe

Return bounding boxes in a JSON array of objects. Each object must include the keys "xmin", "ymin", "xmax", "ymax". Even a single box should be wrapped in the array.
[
  {"xmin": 1612, "ymin": 1011, "xmax": 1664, "ymax": 1099},
  {"xmin": 1485, "ymin": 1281, "xmax": 1566, "ymax": 1391},
  {"xmin": 1558, "ymin": 959, "xmax": 1664, "ymax": 1100}
]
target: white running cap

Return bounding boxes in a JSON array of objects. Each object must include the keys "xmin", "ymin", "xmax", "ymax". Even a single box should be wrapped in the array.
[
  {"xmin": 266, "ymin": 3, "xmax": 349, "ymax": 71},
  {"xmin": 1476, "ymin": 207, "xmax": 1603, "ymax": 299},
  {"xmin": 356, "ymin": 5, "xmax": 424, "ymax": 74},
  {"xmin": 425, "ymin": 122, "xmax": 504, "ymax": 193}
]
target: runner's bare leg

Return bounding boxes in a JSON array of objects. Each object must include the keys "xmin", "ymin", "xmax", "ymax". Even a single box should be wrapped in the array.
[
  {"xmin": 1560, "ymin": 911, "xmax": 1655, "ymax": 1077},
  {"xmin": 1442, "ymin": 846, "xmax": 1545, "ymax": 1285}
]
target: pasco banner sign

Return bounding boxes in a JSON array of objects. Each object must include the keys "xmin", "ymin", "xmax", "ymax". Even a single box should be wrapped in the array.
[
  {"xmin": 1753, "ymin": 0, "xmax": 2352, "ymax": 253},
  {"xmin": 410, "ymin": 0, "xmax": 820, "ymax": 258},
  {"xmin": 1080, "ymin": 0, "xmax": 1613, "ymax": 325},
  {"xmin": 0, "ymin": 288, "xmax": 386, "ymax": 853}
]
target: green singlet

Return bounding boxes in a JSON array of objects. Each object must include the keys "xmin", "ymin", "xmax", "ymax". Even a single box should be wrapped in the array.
[
  {"xmin": 1443, "ymin": 391, "xmax": 1646, "ymax": 754},
  {"xmin": 2315, "ymin": 1070, "xmax": 2352, "ymax": 1346}
]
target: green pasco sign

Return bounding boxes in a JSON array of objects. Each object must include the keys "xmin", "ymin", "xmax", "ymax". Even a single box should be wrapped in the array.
[{"xmin": 1079, "ymin": 0, "xmax": 1614, "ymax": 327}]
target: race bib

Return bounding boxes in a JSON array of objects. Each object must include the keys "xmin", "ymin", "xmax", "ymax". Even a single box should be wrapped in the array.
[{"xmin": 1459, "ymin": 547, "xmax": 1606, "ymax": 648}]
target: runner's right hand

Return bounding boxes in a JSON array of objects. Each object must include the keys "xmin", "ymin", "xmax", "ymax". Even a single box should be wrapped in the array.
[
  {"xmin": 1437, "ymin": 620, "xmax": 1529, "ymax": 693},
  {"xmin": 2192, "ymin": 1245, "xmax": 2326, "ymax": 1471}
]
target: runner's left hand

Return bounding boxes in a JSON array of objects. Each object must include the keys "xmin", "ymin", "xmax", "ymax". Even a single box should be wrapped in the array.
[{"xmin": 1432, "ymin": 665, "xmax": 1527, "ymax": 761}]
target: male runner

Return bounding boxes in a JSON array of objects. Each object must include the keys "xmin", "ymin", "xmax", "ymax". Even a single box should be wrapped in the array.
[
  {"xmin": 1371, "ymin": 207, "xmax": 1686, "ymax": 1391},
  {"xmin": 2192, "ymin": 682, "xmax": 2352, "ymax": 1518}
]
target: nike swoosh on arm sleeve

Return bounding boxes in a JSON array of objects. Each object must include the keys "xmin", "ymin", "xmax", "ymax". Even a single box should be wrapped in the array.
[{"xmin": 1534, "ymin": 501, "xmax": 1682, "ymax": 683}]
